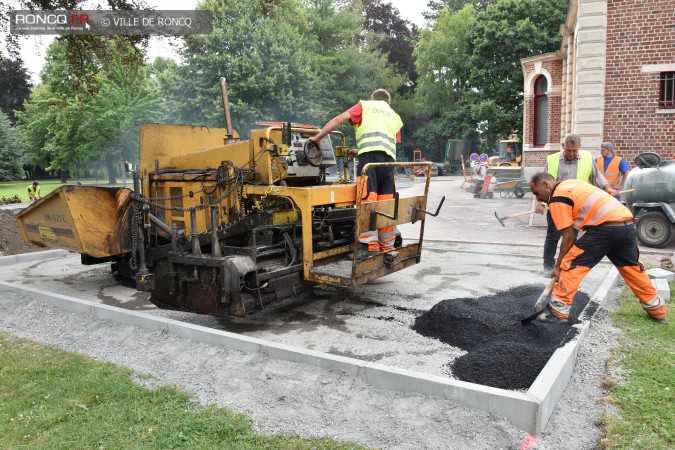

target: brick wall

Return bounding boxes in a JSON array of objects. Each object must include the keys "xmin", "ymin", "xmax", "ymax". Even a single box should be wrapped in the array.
[
  {"xmin": 543, "ymin": 61, "xmax": 563, "ymax": 86},
  {"xmin": 604, "ymin": 0, "xmax": 675, "ymax": 166},
  {"xmin": 523, "ymin": 150, "xmax": 559, "ymax": 167},
  {"xmin": 524, "ymin": 97, "xmax": 534, "ymax": 145},
  {"xmin": 524, "ymin": 65, "xmax": 534, "ymax": 80},
  {"xmin": 548, "ymin": 96, "xmax": 562, "ymax": 145}
]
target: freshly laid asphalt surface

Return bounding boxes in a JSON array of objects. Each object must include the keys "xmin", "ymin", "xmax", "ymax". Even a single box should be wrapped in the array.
[{"xmin": 413, "ymin": 284, "xmax": 591, "ymax": 389}]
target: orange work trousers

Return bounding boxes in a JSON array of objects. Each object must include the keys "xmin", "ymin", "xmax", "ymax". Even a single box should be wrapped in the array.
[{"xmin": 550, "ymin": 223, "xmax": 667, "ymax": 321}]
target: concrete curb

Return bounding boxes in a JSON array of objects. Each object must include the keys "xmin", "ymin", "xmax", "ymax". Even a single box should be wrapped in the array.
[
  {"xmin": 0, "ymin": 267, "xmax": 620, "ymax": 435},
  {"xmin": 0, "ymin": 249, "xmax": 71, "ymax": 266},
  {"xmin": 527, "ymin": 266, "xmax": 620, "ymax": 433}
]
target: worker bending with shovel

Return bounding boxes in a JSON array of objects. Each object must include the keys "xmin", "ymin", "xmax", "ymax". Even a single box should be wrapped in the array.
[{"xmin": 529, "ymin": 172, "xmax": 668, "ymax": 324}]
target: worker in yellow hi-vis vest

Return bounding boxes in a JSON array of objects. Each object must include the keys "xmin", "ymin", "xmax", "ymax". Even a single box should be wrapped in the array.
[
  {"xmin": 309, "ymin": 89, "xmax": 403, "ymax": 255},
  {"xmin": 27, "ymin": 181, "xmax": 42, "ymax": 202},
  {"xmin": 536, "ymin": 133, "xmax": 618, "ymax": 273}
]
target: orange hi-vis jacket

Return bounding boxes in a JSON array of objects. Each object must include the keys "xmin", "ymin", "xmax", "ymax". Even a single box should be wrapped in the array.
[
  {"xmin": 549, "ymin": 180, "xmax": 633, "ymax": 231},
  {"xmin": 596, "ymin": 155, "xmax": 623, "ymax": 184}
]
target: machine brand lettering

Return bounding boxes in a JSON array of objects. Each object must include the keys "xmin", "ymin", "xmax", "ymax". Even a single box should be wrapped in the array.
[{"xmin": 43, "ymin": 213, "xmax": 67, "ymax": 223}]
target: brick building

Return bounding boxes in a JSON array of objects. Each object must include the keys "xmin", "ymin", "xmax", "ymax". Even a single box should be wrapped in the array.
[{"xmin": 521, "ymin": 0, "xmax": 675, "ymax": 170}]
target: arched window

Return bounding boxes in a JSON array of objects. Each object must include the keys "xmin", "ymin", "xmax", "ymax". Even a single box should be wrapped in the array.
[{"xmin": 533, "ymin": 75, "xmax": 548, "ymax": 146}]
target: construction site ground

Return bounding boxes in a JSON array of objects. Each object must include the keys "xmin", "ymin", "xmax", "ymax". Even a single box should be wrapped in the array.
[{"xmin": 1, "ymin": 175, "xmax": 673, "ymax": 449}]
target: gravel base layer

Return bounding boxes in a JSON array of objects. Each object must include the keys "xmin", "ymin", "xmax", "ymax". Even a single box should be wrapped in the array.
[
  {"xmin": 412, "ymin": 284, "xmax": 591, "ymax": 390},
  {"xmin": 0, "ymin": 283, "xmax": 623, "ymax": 450}
]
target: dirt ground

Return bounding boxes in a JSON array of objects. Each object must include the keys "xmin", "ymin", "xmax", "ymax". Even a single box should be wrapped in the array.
[{"xmin": 0, "ymin": 209, "xmax": 43, "ymax": 256}]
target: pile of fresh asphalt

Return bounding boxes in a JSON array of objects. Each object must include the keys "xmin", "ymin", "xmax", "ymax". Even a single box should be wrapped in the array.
[{"xmin": 412, "ymin": 284, "xmax": 591, "ymax": 390}]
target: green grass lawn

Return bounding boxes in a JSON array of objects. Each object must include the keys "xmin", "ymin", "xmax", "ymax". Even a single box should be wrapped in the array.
[
  {"xmin": 0, "ymin": 179, "xmax": 130, "ymax": 203},
  {"xmin": 600, "ymin": 281, "xmax": 675, "ymax": 449},
  {"xmin": 0, "ymin": 333, "xmax": 364, "ymax": 449}
]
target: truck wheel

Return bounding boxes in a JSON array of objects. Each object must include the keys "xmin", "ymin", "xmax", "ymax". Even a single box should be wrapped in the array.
[{"xmin": 637, "ymin": 211, "xmax": 673, "ymax": 248}]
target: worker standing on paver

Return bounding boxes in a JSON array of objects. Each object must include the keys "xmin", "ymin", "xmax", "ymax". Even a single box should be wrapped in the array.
[
  {"xmin": 529, "ymin": 173, "xmax": 668, "ymax": 324},
  {"xmin": 536, "ymin": 133, "xmax": 618, "ymax": 272},
  {"xmin": 27, "ymin": 181, "xmax": 41, "ymax": 202},
  {"xmin": 309, "ymin": 89, "xmax": 402, "ymax": 253},
  {"xmin": 595, "ymin": 141, "xmax": 631, "ymax": 202}
]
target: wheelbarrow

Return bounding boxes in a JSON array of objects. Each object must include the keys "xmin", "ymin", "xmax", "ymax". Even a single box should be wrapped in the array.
[{"xmin": 496, "ymin": 178, "xmax": 526, "ymax": 198}]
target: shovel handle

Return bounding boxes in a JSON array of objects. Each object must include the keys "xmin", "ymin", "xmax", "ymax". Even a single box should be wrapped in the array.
[
  {"xmin": 534, "ymin": 278, "xmax": 556, "ymax": 311},
  {"xmin": 506, "ymin": 209, "xmax": 537, "ymax": 219}
]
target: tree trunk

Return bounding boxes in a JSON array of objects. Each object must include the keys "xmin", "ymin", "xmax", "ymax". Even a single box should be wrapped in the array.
[
  {"xmin": 121, "ymin": 156, "xmax": 127, "ymax": 186},
  {"xmin": 60, "ymin": 169, "xmax": 67, "ymax": 183},
  {"xmin": 106, "ymin": 153, "xmax": 117, "ymax": 184}
]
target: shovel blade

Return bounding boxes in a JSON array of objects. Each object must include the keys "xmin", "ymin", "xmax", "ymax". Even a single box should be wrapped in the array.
[
  {"xmin": 521, "ymin": 309, "xmax": 545, "ymax": 326},
  {"xmin": 521, "ymin": 279, "xmax": 556, "ymax": 326}
]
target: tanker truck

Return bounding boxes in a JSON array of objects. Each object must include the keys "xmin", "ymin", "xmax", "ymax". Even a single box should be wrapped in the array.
[{"xmin": 623, "ymin": 152, "xmax": 675, "ymax": 248}]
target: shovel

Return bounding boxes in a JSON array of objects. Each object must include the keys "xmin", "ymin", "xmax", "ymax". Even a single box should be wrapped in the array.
[
  {"xmin": 494, "ymin": 209, "xmax": 536, "ymax": 227},
  {"xmin": 521, "ymin": 278, "xmax": 556, "ymax": 326}
]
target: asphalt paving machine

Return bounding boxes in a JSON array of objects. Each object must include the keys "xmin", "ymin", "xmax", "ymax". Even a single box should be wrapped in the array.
[{"xmin": 16, "ymin": 79, "xmax": 443, "ymax": 317}]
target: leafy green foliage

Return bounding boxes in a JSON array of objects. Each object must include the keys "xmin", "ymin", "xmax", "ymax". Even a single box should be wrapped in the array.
[
  {"xmin": 413, "ymin": 5, "xmax": 477, "ymax": 158},
  {"xmin": 1, "ymin": 1, "xmax": 147, "ymax": 69},
  {"xmin": 362, "ymin": 0, "xmax": 420, "ymax": 92},
  {"xmin": 466, "ymin": 0, "xmax": 568, "ymax": 141},
  {"xmin": 159, "ymin": 0, "xmax": 325, "ymax": 135},
  {"xmin": 423, "ymin": 0, "xmax": 496, "ymax": 21},
  {"xmin": 413, "ymin": 0, "xmax": 567, "ymax": 155},
  {"xmin": 0, "ymin": 57, "xmax": 32, "ymax": 125},
  {"xmin": 0, "ymin": 112, "xmax": 25, "ymax": 181},
  {"xmin": 18, "ymin": 39, "xmax": 157, "ymax": 183}
]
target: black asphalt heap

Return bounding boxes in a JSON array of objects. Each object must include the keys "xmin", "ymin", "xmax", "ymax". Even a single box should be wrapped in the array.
[{"xmin": 412, "ymin": 284, "xmax": 591, "ymax": 390}]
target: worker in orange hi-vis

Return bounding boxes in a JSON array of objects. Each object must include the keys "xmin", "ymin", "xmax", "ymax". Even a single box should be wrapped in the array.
[
  {"xmin": 529, "ymin": 172, "xmax": 668, "ymax": 324},
  {"xmin": 309, "ymin": 89, "xmax": 402, "ymax": 253},
  {"xmin": 596, "ymin": 141, "xmax": 631, "ymax": 202}
]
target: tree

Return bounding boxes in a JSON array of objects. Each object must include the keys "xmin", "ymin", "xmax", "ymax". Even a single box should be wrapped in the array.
[
  {"xmin": 0, "ymin": 57, "xmax": 32, "ymax": 125},
  {"xmin": 423, "ymin": 0, "xmax": 496, "ymax": 21},
  {"xmin": 0, "ymin": 112, "xmax": 24, "ymax": 181},
  {"xmin": 466, "ymin": 0, "xmax": 568, "ymax": 142},
  {"xmin": 19, "ymin": 39, "xmax": 158, "ymax": 183},
  {"xmin": 361, "ymin": 0, "xmax": 419, "ymax": 93},
  {"xmin": 413, "ymin": 5, "xmax": 476, "ymax": 158},
  {"xmin": 159, "ymin": 0, "xmax": 326, "ymax": 135},
  {"xmin": 302, "ymin": 0, "xmax": 404, "ymax": 145},
  {"xmin": 75, "ymin": 52, "xmax": 159, "ymax": 184},
  {"xmin": 1, "ymin": 0, "xmax": 148, "ymax": 74}
]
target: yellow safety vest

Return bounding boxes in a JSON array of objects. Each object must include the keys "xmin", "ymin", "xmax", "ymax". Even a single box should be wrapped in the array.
[
  {"xmin": 354, "ymin": 100, "xmax": 402, "ymax": 160},
  {"xmin": 27, "ymin": 185, "xmax": 41, "ymax": 197},
  {"xmin": 547, "ymin": 150, "xmax": 593, "ymax": 181}
]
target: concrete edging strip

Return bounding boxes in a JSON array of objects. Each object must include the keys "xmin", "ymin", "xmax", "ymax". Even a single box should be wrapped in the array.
[
  {"xmin": 0, "ymin": 269, "xmax": 620, "ymax": 435},
  {"xmin": 527, "ymin": 266, "xmax": 620, "ymax": 434},
  {"xmin": 0, "ymin": 249, "xmax": 70, "ymax": 266}
]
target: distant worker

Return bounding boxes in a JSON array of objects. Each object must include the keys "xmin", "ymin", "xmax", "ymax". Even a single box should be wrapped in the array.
[
  {"xmin": 530, "ymin": 173, "xmax": 667, "ymax": 324},
  {"xmin": 537, "ymin": 133, "xmax": 618, "ymax": 272},
  {"xmin": 27, "ymin": 181, "xmax": 41, "ymax": 202},
  {"xmin": 309, "ymin": 88, "xmax": 402, "ymax": 253},
  {"xmin": 507, "ymin": 146, "xmax": 515, "ymax": 161},
  {"xmin": 596, "ymin": 141, "xmax": 631, "ymax": 201}
]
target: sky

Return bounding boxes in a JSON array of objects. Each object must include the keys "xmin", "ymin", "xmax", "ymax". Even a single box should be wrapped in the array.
[{"xmin": 4, "ymin": 0, "xmax": 428, "ymax": 84}]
